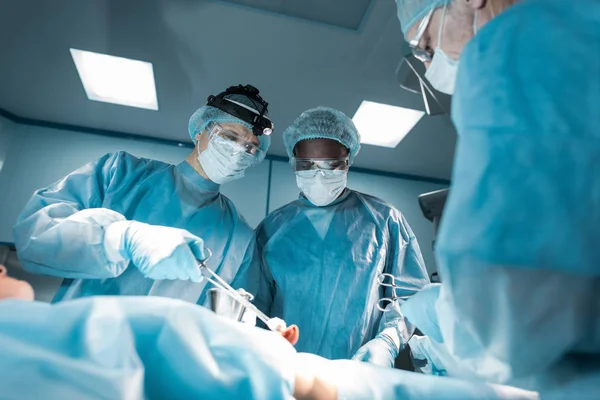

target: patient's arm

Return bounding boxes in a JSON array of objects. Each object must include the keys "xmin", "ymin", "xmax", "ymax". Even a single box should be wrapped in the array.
[
  {"xmin": 294, "ymin": 374, "xmax": 337, "ymax": 400},
  {"xmin": 294, "ymin": 359, "xmax": 338, "ymax": 400},
  {"xmin": 291, "ymin": 353, "xmax": 538, "ymax": 400}
]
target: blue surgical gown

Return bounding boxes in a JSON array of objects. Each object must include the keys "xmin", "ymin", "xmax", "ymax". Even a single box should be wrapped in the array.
[
  {"xmin": 403, "ymin": 281, "xmax": 599, "ymax": 399},
  {"xmin": 433, "ymin": 0, "xmax": 600, "ymax": 395},
  {"xmin": 0, "ymin": 297, "xmax": 296, "ymax": 400},
  {"xmin": 13, "ymin": 151, "xmax": 254, "ymax": 304},
  {"xmin": 0, "ymin": 296, "xmax": 538, "ymax": 400},
  {"xmin": 235, "ymin": 189, "xmax": 430, "ymax": 359}
]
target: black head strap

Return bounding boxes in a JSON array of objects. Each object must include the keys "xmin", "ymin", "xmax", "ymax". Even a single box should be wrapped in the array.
[{"xmin": 207, "ymin": 84, "xmax": 273, "ymax": 136}]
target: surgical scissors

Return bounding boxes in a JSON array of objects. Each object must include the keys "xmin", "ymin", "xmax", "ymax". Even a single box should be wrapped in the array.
[
  {"xmin": 198, "ymin": 249, "xmax": 287, "ymax": 332},
  {"xmin": 376, "ymin": 273, "xmax": 402, "ymax": 312}
]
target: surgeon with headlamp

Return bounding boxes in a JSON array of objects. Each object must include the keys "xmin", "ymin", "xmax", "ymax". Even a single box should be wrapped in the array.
[
  {"xmin": 195, "ymin": 85, "xmax": 272, "ymax": 184},
  {"xmin": 235, "ymin": 107, "xmax": 430, "ymax": 365},
  {"xmin": 14, "ymin": 84, "xmax": 273, "ymax": 305},
  {"xmin": 392, "ymin": 0, "xmax": 600, "ymax": 397}
]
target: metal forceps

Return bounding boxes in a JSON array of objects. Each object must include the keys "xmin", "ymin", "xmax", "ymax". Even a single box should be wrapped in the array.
[
  {"xmin": 198, "ymin": 249, "xmax": 287, "ymax": 332},
  {"xmin": 376, "ymin": 273, "xmax": 402, "ymax": 312}
]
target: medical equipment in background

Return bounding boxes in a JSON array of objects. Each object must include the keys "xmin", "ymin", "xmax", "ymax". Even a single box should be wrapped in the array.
[
  {"xmin": 396, "ymin": 55, "xmax": 451, "ymax": 116},
  {"xmin": 418, "ymin": 188, "xmax": 448, "ymax": 244},
  {"xmin": 376, "ymin": 272, "xmax": 405, "ymax": 312},
  {"xmin": 198, "ymin": 250, "xmax": 287, "ymax": 332},
  {"xmin": 418, "ymin": 188, "xmax": 449, "ymax": 283}
]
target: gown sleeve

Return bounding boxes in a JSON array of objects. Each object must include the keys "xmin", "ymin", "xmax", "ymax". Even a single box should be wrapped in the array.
[{"xmin": 13, "ymin": 152, "xmax": 130, "ymax": 279}]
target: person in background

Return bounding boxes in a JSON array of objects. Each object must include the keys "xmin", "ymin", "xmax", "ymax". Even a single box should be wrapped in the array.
[
  {"xmin": 13, "ymin": 84, "xmax": 273, "ymax": 305},
  {"xmin": 0, "ymin": 263, "xmax": 539, "ymax": 400},
  {"xmin": 394, "ymin": 0, "xmax": 600, "ymax": 396},
  {"xmin": 235, "ymin": 107, "xmax": 430, "ymax": 366}
]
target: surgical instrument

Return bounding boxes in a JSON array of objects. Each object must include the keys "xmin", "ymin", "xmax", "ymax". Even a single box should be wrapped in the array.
[
  {"xmin": 198, "ymin": 250, "xmax": 287, "ymax": 332},
  {"xmin": 376, "ymin": 273, "xmax": 402, "ymax": 312}
]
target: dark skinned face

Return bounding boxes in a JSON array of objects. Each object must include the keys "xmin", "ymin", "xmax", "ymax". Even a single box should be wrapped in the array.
[{"xmin": 294, "ymin": 138, "xmax": 349, "ymax": 159}]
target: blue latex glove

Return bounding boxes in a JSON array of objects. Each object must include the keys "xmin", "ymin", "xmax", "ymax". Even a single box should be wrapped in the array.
[
  {"xmin": 352, "ymin": 334, "xmax": 398, "ymax": 368},
  {"xmin": 105, "ymin": 221, "xmax": 206, "ymax": 282}
]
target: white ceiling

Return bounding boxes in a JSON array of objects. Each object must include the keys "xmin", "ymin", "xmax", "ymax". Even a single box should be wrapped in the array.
[{"xmin": 0, "ymin": 0, "xmax": 456, "ymax": 181}]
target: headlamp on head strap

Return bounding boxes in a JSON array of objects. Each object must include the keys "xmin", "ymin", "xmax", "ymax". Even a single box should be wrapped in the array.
[{"xmin": 207, "ymin": 84, "xmax": 274, "ymax": 137}]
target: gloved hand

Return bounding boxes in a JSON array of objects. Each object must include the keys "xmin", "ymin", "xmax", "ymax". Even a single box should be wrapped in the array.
[
  {"xmin": 401, "ymin": 283, "xmax": 443, "ymax": 343},
  {"xmin": 104, "ymin": 221, "xmax": 206, "ymax": 282},
  {"xmin": 352, "ymin": 334, "xmax": 398, "ymax": 368}
]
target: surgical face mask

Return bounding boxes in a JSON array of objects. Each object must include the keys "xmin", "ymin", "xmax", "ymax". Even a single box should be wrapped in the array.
[
  {"xmin": 296, "ymin": 170, "xmax": 347, "ymax": 207},
  {"xmin": 425, "ymin": 6, "xmax": 479, "ymax": 95},
  {"xmin": 425, "ymin": 5, "xmax": 459, "ymax": 95},
  {"xmin": 198, "ymin": 135, "xmax": 256, "ymax": 185},
  {"xmin": 425, "ymin": 50, "xmax": 458, "ymax": 95}
]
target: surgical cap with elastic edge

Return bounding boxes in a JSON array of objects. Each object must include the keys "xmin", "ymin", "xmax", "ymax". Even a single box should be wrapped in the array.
[
  {"xmin": 283, "ymin": 106, "xmax": 361, "ymax": 165},
  {"xmin": 188, "ymin": 93, "xmax": 271, "ymax": 153},
  {"xmin": 396, "ymin": 0, "xmax": 451, "ymax": 36}
]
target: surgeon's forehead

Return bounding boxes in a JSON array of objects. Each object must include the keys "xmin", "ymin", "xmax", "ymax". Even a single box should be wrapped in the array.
[{"xmin": 294, "ymin": 138, "xmax": 348, "ymax": 158}]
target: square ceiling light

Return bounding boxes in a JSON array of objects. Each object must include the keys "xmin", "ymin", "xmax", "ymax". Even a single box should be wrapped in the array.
[
  {"xmin": 70, "ymin": 48, "xmax": 158, "ymax": 110},
  {"xmin": 352, "ymin": 101, "xmax": 425, "ymax": 148}
]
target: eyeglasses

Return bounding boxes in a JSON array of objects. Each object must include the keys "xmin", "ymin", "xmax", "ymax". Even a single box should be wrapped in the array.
[
  {"xmin": 291, "ymin": 157, "xmax": 349, "ymax": 172},
  {"xmin": 207, "ymin": 121, "xmax": 265, "ymax": 161},
  {"xmin": 409, "ymin": 7, "xmax": 435, "ymax": 63}
]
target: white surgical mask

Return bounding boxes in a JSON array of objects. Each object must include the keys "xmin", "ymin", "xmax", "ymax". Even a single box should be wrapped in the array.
[
  {"xmin": 425, "ymin": 49, "xmax": 458, "ymax": 95},
  {"xmin": 198, "ymin": 136, "xmax": 255, "ymax": 185},
  {"xmin": 425, "ymin": 4, "xmax": 459, "ymax": 95},
  {"xmin": 425, "ymin": 7, "xmax": 479, "ymax": 95},
  {"xmin": 296, "ymin": 170, "xmax": 347, "ymax": 207}
]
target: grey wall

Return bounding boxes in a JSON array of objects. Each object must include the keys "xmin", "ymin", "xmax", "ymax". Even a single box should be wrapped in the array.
[
  {"xmin": 0, "ymin": 116, "xmax": 13, "ymax": 176},
  {"xmin": 0, "ymin": 115, "xmax": 444, "ymax": 295}
]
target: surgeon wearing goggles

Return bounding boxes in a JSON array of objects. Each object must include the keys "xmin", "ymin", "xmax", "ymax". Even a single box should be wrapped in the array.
[
  {"xmin": 13, "ymin": 84, "xmax": 273, "ymax": 305},
  {"xmin": 234, "ymin": 107, "xmax": 430, "ymax": 365},
  {"xmin": 394, "ymin": 0, "xmax": 600, "ymax": 397}
]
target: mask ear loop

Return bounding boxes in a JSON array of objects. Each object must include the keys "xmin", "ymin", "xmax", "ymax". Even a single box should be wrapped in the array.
[
  {"xmin": 0, "ymin": 265, "xmax": 6, "ymax": 277},
  {"xmin": 197, "ymin": 122, "xmax": 219, "ymax": 159}
]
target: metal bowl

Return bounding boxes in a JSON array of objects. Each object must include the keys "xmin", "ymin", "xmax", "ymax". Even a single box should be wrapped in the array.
[{"xmin": 208, "ymin": 287, "xmax": 254, "ymax": 322}]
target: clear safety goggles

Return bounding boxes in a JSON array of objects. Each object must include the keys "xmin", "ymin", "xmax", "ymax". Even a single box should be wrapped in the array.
[
  {"xmin": 409, "ymin": 7, "xmax": 435, "ymax": 63},
  {"xmin": 291, "ymin": 157, "xmax": 349, "ymax": 177},
  {"xmin": 206, "ymin": 121, "xmax": 265, "ymax": 162}
]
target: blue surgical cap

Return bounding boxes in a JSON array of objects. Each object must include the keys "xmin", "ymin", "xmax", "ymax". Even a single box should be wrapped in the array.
[
  {"xmin": 396, "ymin": 0, "xmax": 451, "ymax": 36},
  {"xmin": 188, "ymin": 93, "xmax": 271, "ymax": 153},
  {"xmin": 283, "ymin": 107, "xmax": 361, "ymax": 164}
]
